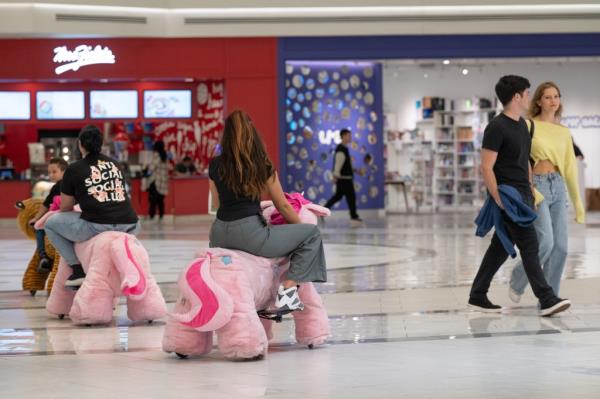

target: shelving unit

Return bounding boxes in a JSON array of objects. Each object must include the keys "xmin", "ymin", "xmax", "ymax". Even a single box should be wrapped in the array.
[{"xmin": 431, "ymin": 106, "xmax": 495, "ymax": 209}]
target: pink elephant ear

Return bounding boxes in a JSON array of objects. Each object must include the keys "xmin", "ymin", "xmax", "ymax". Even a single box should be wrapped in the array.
[
  {"xmin": 170, "ymin": 253, "xmax": 234, "ymax": 332},
  {"xmin": 304, "ymin": 203, "xmax": 331, "ymax": 217}
]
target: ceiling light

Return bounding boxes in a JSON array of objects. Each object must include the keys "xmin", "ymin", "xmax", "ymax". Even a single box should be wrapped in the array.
[
  {"xmin": 462, "ymin": 68, "xmax": 469, "ymax": 75},
  {"xmin": 423, "ymin": 73, "xmax": 429, "ymax": 78},
  {"xmin": 443, "ymin": 60, "xmax": 450, "ymax": 65}
]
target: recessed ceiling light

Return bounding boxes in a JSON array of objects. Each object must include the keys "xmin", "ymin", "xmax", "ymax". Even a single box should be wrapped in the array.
[
  {"xmin": 443, "ymin": 60, "xmax": 450, "ymax": 65},
  {"xmin": 424, "ymin": 73, "xmax": 429, "ymax": 78},
  {"xmin": 462, "ymin": 68, "xmax": 469, "ymax": 75}
]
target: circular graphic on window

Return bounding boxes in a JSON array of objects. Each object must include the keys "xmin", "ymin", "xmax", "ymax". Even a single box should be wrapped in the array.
[
  {"xmin": 341, "ymin": 107, "xmax": 351, "ymax": 120},
  {"xmin": 286, "ymin": 132, "xmax": 296, "ymax": 145},
  {"xmin": 289, "ymin": 120, "xmax": 298, "ymax": 131},
  {"xmin": 340, "ymin": 79, "xmax": 349, "ymax": 91},
  {"xmin": 361, "ymin": 195, "xmax": 368, "ymax": 204},
  {"xmin": 286, "ymin": 64, "xmax": 294, "ymax": 75},
  {"xmin": 311, "ymin": 142, "xmax": 319, "ymax": 151},
  {"xmin": 297, "ymin": 93, "xmax": 305, "ymax": 103},
  {"xmin": 293, "ymin": 103, "xmax": 301, "ymax": 112},
  {"xmin": 354, "ymin": 182, "xmax": 362, "ymax": 192},
  {"xmin": 292, "ymin": 75, "xmax": 304, "ymax": 89},
  {"xmin": 369, "ymin": 186, "xmax": 379, "ymax": 198},
  {"xmin": 363, "ymin": 81, "xmax": 370, "ymax": 90},
  {"xmin": 324, "ymin": 170, "xmax": 334, "ymax": 182},
  {"xmin": 357, "ymin": 117, "xmax": 366, "ymax": 130},
  {"xmin": 303, "ymin": 126, "xmax": 314, "ymax": 139},
  {"xmin": 335, "ymin": 99, "xmax": 344, "ymax": 110},
  {"xmin": 312, "ymin": 100, "xmax": 322, "ymax": 113},
  {"xmin": 328, "ymin": 83, "xmax": 340, "ymax": 97},
  {"xmin": 302, "ymin": 107, "xmax": 311, "ymax": 119},
  {"xmin": 295, "ymin": 161, "xmax": 302, "ymax": 170},
  {"xmin": 341, "ymin": 65, "xmax": 350, "ymax": 74},
  {"xmin": 315, "ymin": 88, "xmax": 325, "ymax": 99},
  {"xmin": 350, "ymin": 99, "xmax": 359, "ymax": 109},
  {"xmin": 301, "ymin": 66, "xmax": 311, "ymax": 75},
  {"xmin": 318, "ymin": 184, "xmax": 325, "ymax": 193},
  {"xmin": 295, "ymin": 180, "xmax": 304, "ymax": 191},
  {"xmin": 350, "ymin": 75, "xmax": 361, "ymax": 88},
  {"xmin": 298, "ymin": 119, "xmax": 305, "ymax": 128},
  {"xmin": 286, "ymin": 153, "xmax": 295, "ymax": 166},
  {"xmin": 318, "ymin": 70, "xmax": 329, "ymax": 84},
  {"xmin": 287, "ymin": 174, "xmax": 293, "ymax": 184},
  {"xmin": 364, "ymin": 66, "xmax": 374, "ymax": 78},
  {"xmin": 286, "ymin": 110, "xmax": 293, "ymax": 123},
  {"xmin": 287, "ymin": 87, "xmax": 297, "ymax": 100},
  {"xmin": 307, "ymin": 187, "xmax": 317, "ymax": 200},
  {"xmin": 320, "ymin": 152, "xmax": 329, "ymax": 162},
  {"xmin": 291, "ymin": 145, "xmax": 298, "ymax": 154},
  {"xmin": 306, "ymin": 78, "xmax": 316, "ymax": 90},
  {"xmin": 368, "ymin": 133, "xmax": 377, "ymax": 145},
  {"xmin": 299, "ymin": 148, "xmax": 308, "ymax": 160},
  {"xmin": 364, "ymin": 92, "xmax": 374, "ymax": 105},
  {"xmin": 332, "ymin": 72, "xmax": 340, "ymax": 80}
]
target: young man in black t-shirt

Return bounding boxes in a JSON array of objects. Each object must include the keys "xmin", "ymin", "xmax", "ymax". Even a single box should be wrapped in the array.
[
  {"xmin": 45, "ymin": 125, "xmax": 140, "ymax": 288},
  {"xmin": 468, "ymin": 75, "xmax": 570, "ymax": 317}
]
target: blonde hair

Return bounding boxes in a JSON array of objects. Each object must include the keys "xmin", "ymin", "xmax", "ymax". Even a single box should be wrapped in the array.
[{"xmin": 529, "ymin": 81, "xmax": 563, "ymax": 120}]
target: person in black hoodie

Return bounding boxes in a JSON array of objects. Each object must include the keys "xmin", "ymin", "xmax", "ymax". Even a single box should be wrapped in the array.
[{"xmin": 324, "ymin": 129, "xmax": 362, "ymax": 224}]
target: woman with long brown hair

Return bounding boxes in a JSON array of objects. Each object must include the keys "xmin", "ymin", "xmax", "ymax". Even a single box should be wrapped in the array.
[
  {"xmin": 208, "ymin": 110, "xmax": 327, "ymax": 311},
  {"xmin": 509, "ymin": 81, "xmax": 585, "ymax": 303}
]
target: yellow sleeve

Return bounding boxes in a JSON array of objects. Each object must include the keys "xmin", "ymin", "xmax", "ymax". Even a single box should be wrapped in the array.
[{"xmin": 562, "ymin": 135, "xmax": 585, "ymax": 223}]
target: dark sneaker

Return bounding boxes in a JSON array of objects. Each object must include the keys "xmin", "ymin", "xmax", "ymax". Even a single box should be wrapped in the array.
[
  {"xmin": 468, "ymin": 297, "xmax": 502, "ymax": 313},
  {"xmin": 37, "ymin": 256, "xmax": 53, "ymax": 273},
  {"xmin": 350, "ymin": 218, "xmax": 364, "ymax": 228},
  {"xmin": 540, "ymin": 297, "xmax": 571, "ymax": 317},
  {"xmin": 274, "ymin": 285, "xmax": 304, "ymax": 311},
  {"xmin": 65, "ymin": 264, "xmax": 86, "ymax": 288}
]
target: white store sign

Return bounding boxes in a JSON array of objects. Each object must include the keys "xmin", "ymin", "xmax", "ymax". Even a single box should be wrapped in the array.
[{"xmin": 53, "ymin": 45, "xmax": 115, "ymax": 75}]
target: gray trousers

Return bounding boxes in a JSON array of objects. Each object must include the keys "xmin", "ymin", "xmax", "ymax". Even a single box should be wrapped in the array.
[
  {"xmin": 45, "ymin": 211, "xmax": 140, "ymax": 267},
  {"xmin": 209, "ymin": 215, "xmax": 327, "ymax": 283}
]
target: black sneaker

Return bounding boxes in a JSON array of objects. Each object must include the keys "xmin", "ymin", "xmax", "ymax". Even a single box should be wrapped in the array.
[
  {"xmin": 37, "ymin": 256, "xmax": 53, "ymax": 273},
  {"xmin": 468, "ymin": 297, "xmax": 502, "ymax": 313},
  {"xmin": 65, "ymin": 264, "xmax": 86, "ymax": 288},
  {"xmin": 540, "ymin": 297, "xmax": 571, "ymax": 317}
]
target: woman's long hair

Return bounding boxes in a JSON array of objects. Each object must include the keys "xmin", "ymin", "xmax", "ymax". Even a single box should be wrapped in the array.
[
  {"xmin": 153, "ymin": 140, "xmax": 167, "ymax": 162},
  {"xmin": 529, "ymin": 81, "xmax": 563, "ymax": 120},
  {"xmin": 218, "ymin": 110, "xmax": 275, "ymax": 200}
]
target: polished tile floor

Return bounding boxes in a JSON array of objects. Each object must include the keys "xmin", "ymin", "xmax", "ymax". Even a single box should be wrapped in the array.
[{"xmin": 1, "ymin": 211, "xmax": 600, "ymax": 398}]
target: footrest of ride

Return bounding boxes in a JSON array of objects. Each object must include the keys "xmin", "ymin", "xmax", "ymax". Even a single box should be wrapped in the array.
[{"xmin": 257, "ymin": 308, "xmax": 294, "ymax": 323}]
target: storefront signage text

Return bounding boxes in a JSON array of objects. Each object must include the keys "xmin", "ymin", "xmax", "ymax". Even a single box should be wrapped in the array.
[{"xmin": 53, "ymin": 45, "xmax": 116, "ymax": 75}]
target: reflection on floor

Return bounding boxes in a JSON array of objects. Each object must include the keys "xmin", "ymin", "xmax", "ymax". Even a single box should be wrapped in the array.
[{"xmin": 1, "ymin": 212, "xmax": 600, "ymax": 398}]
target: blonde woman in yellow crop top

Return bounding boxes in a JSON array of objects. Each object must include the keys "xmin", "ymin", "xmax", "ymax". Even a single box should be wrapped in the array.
[{"xmin": 509, "ymin": 82, "xmax": 585, "ymax": 302}]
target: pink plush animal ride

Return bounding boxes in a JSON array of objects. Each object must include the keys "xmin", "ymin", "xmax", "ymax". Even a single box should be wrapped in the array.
[
  {"xmin": 162, "ymin": 195, "xmax": 331, "ymax": 360},
  {"xmin": 41, "ymin": 213, "xmax": 167, "ymax": 325}
]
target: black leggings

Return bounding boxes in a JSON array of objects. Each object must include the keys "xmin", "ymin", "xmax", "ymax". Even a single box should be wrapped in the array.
[{"xmin": 148, "ymin": 183, "xmax": 165, "ymax": 219}]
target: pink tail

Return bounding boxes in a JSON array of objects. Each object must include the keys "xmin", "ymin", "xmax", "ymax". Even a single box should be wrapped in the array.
[
  {"xmin": 111, "ymin": 235, "xmax": 147, "ymax": 299},
  {"xmin": 170, "ymin": 253, "xmax": 233, "ymax": 332}
]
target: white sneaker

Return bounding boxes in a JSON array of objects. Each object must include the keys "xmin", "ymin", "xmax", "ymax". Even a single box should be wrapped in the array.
[
  {"xmin": 509, "ymin": 286, "xmax": 522, "ymax": 304},
  {"xmin": 275, "ymin": 285, "xmax": 304, "ymax": 311}
]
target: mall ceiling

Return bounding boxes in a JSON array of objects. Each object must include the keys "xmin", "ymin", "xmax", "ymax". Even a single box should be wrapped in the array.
[{"xmin": 0, "ymin": 1, "xmax": 599, "ymax": 37}]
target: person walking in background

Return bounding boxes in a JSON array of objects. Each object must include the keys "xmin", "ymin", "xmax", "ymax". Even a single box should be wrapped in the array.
[
  {"xmin": 146, "ymin": 140, "xmax": 170, "ymax": 222},
  {"xmin": 509, "ymin": 81, "xmax": 585, "ymax": 303},
  {"xmin": 324, "ymin": 128, "xmax": 363, "ymax": 226},
  {"xmin": 468, "ymin": 75, "xmax": 570, "ymax": 317}
]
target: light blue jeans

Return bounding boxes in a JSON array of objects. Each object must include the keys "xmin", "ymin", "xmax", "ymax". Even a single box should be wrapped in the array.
[
  {"xmin": 45, "ymin": 212, "xmax": 140, "ymax": 266},
  {"xmin": 510, "ymin": 173, "xmax": 568, "ymax": 296}
]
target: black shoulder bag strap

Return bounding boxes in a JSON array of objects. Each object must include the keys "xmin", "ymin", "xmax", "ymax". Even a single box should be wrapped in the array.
[{"xmin": 528, "ymin": 119, "xmax": 536, "ymax": 168}]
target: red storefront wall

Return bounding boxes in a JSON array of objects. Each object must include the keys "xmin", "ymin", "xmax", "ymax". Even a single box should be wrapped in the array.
[{"xmin": 0, "ymin": 38, "xmax": 278, "ymax": 217}]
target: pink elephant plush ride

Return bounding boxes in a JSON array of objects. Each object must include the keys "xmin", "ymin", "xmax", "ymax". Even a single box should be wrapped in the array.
[
  {"xmin": 38, "ymin": 212, "xmax": 168, "ymax": 325},
  {"xmin": 162, "ymin": 194, "xmax": 331, "ymax": 360}
]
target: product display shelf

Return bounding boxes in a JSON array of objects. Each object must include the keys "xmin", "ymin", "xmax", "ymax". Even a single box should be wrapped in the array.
[
  {"xmin": 411, "ymin": 120, "xmax": 435, "ymax": 212},
  {"xmin": 432, "ymin": 106, "xmax": 495, "ymax": 210}
]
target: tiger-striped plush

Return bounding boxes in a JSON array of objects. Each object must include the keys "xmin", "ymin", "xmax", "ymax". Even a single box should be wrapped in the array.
[{"xmin": 15, "ymin": 198, "xmax": 60, "ymax": 296}]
